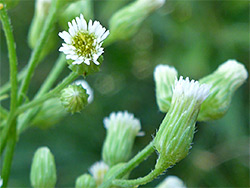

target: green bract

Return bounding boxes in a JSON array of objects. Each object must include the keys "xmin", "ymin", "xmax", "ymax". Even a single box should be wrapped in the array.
[
  {"xmin": 154, "ymin": 77, "xmax": 210, "ymax": 170},
  {"xmin": 198, "ymin": 60, "xmax": 248, "ymax": 121},
  {"xmin": 60, "ymin": 84, "xmax": 89, "ymax": 113},
  {"xmin": 75, "ymin": 174, "xmax": 96, "ymax": 188},
  {"xmin": 30, "ymin": 147, "xmax": 57, "ymax": 188},
  {"xmin": 102, "ymin": 111, "xmax": 142, "ymax": 167}
]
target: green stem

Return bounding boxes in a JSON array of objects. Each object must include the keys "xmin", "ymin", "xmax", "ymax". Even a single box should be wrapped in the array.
[
  {"xmin": 17, "ymin": 0, "xmax": 60, "ymax": 105},
  {"xmin": 99, "ymin": 142, "xmax": 155, "ymax": 188},
  {"xmin": 1, "ymin": 119, "xmax": 17, "ymax": 188},
  {"xmin": 16, "ymin": 72, "xmax": 78, "ymax": 115},
  {"xmin": 17, "ymin": 54, "xmax": 66, "ymax": 133},
  {"xmin": 112, "ymin": 168, "xmax": 165, "ymax": 187}
]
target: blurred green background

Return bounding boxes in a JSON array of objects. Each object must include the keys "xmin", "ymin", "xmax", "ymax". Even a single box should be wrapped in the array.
[{"xmin": 0, "ymin": 0, "xmax": 249, "ymax": 187}]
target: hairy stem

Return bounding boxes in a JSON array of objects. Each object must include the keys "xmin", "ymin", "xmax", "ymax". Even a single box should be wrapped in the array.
[{"xmin": 99, "ymin": 142, "xmax": 155, "ymax": 188}]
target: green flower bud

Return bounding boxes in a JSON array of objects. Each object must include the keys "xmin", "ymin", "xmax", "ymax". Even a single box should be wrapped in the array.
[
  {"xmin": 30, "ymin": 147, "xmax": 57, "ymax": 188},
  {"xmin": 102, "ymin": 111, "xmax": 142, "ymax": 167},
  {"xmin": 154, "ymin": 77, "xmax": 210, "ymax": 170},
  {"xmin": 154, "ymin": 64, "xmax": 178, "ymax": 113},
  {"xmin": 198, "ymin": 60, "xmax": 248, "ymax": 121},
  {"xmin": 59, "ymin": 0, "xmax": 93, "ymax": 30},
  {"xmin": 75, "ymin": 174, "xmax": 96, "ymax": 188},
  {"xmin": 156, "ymin": 175, "xmax": 186, "ymax": 188},
  {"xmin": 89, "ymin": 161, "xmax": 109, "ymax": 186},
  {"xmin": 28, "ymin": 0, "xmax": 58, "ymax": 61},
  {"xmin": 107, "ymin": 0, "xmax": 165, "ymax": 44},
  {"xmin": 31, "ymin": 98, "xmax": 67, "ymax": 129},
  {"xmin": 60, "ymin": 84, "xmax": 89, "ymax": 113}
]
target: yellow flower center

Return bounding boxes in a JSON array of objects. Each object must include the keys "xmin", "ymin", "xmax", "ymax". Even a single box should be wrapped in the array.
[{"xmin": 72, "ymin": 32, "xmax": 97, "ymax": 58}]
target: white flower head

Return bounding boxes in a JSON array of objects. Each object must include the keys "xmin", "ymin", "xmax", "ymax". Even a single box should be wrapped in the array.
[
  {"xmin": 157, "ymin": 175, "xmax": 186, "ymax": 188},
  {"xmin": 89, "ymin": 161, "xmax": 109, "ymax": 185},
  {"xmin": 59, "ymin": 14, "xmax": 109, "ymax": 65},
  {"xmin": 173, "ymin": 76, "xmax": 211, "ymax": 105},
  {"xmin": 217, "ymin": 59, "xmax": 248, "ymax": 82},
  {"xmin": 75, "ymin": 80, "xmax": 94, "ymax": 103},
  {"xmin": 103, "ymin": 111, "xmax": 142, "ymax": 136}
]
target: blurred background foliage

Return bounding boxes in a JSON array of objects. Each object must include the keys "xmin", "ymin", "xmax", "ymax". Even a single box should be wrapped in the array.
[{"xmin": 0, "ymin": 0, "xmax": 249, "ymax": 187}]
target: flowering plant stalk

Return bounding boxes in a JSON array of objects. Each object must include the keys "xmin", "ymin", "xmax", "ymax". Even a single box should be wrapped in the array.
[{"xmin": 0, "ymin": 0, "xmax": 248, "ymax": 188}]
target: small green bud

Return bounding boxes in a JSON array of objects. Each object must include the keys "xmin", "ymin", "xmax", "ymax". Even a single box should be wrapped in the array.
[
  {"xmin": 198, "ymin": 60, "xmax": 248, "ymax": 121},
  {"xmin": 31, "ymin": 98, "xmax": 67, "ymax": 129},
  {"xmin": 154, "ymin": 77, "xmax": 210, "ymax": 170},
  {"xmin": 89, "ymin": 161, "xmax": 109, "ymax": 186},
  {"xmin": 28, "ymin": 0, "xmax": 58, "ymax": 61},
  {"xmin": 75, "ymin": 174, "xmax": 96, "ymax": 188},
  {"xmin": 154, "ymin": 64, "xmax": 178, "ymax": 113},
  {"xmin": 59, "ymin": 0, "xmax": 93, "ymax": 30},
  {"xmin": 156, "ymin": 175, "xmax": 186, "ymax": 188},
  {"xmin": 30, "ymin": 147, "xmax": 57, "ymax": 188},
  {"xmin": 107, "ymin": 0, "xmax": 165, "ymax": 44},
  {"xmin": 60, "ymin": 84, "xmax": 89, "ymax": 113},
  {"xmin": 102, "ymin": 111, "xmax": 142, "ymax": 167}
]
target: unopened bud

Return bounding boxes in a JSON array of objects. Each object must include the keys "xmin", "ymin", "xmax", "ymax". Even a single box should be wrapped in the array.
[
  {"xmin": 102, "ymin": 111, "xmax": 142, "ymax": 167},
  {"xmin": 60, "ymin": 84, "xmax": 89, "ymax": 113},
  {"xmin": 156, "ymin": 175, "xmax": 186, "ymax": 188},
  {"xmin": 154, "ymin": 64, "xmax": 178, "ymax": 113},
  {"xmin": 154, "ymin": 77, "xmax": 210, "ymax": 170},
  {"xmin": 198, "ymin": 59, "xmax": 248, "ymax": 121},
  {"xmin": 89, "ymin": 161, "xmax": 109, "ymax": 186},
  {"xmin": 107, "ymin": 0, "xmax": 165, "ymax": 44},
  {"xmin": 75, "ymin": 174, "xmax": 96, "ymax": 188},
  {"xmin": 30, "ymin": 147, "xmax": 57, "ymax": 188}
]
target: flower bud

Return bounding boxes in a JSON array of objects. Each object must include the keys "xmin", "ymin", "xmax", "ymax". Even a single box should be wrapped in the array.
[
  {"xmin": 198, "ymin": 60, "xmax": 248, "ymax": 121},
  {"xmin": 75, "ymin": 174, "xmax": 96, "ymax": 188},
  {"xmin": 74, "ymin": 80, "xmax": 94, "ymax": 104},
  {"xmin": 89, "ymin": 161, "xmax": 109, "ymax": 186},
  {"xmin": 156, "ymin": 175, "xmax": 186, "ymax": 188},
  {"xmin": 60, "ymin": 84, "xmax": 89, "ymax": 113},
  {"xmin": 154, "ymin": 77, "xmax": 210, "ymax": 170},
  {"xmin": 28, "ymin": 0, "xmax": 58, "ymax": 61},
  {"xmin": 154, "ymin": 64, "xmax": 178, "ymax": 113},
  {"xmin": 31, "ymin": 98, "xmax": 67, "ymax": 129},
  {"xmin": 59, "ymin": 0, "xmax": 93, "ymax": 30},
  {"xmin": 30, "ymin": 147, "xmax": 57, "ymax": 188},
  {"xmin": 107, "ymin": 0, "xmax": 165, "ymax": 44},
  {"xmin": 102, "ymin": 111, "xmax": 142, "ymax": 167}
]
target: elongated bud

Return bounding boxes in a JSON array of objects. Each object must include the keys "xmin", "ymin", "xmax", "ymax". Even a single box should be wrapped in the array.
[
  {"xmin": 60, "ymin": 84, "xmax": 89, "ymax": 113},
  {"xmin": 74, "ymin": 80, "xmax": 94, "ymax": 104},
  {"xmin": 154, "ymin": 64, "xmax": 178, "ymax": 113},
  {"xmin": 28, "ymin": 0, "xmax": 58, "ymax": 61},
  {"xmin": 154, "ymin": 77, "xmax": 210, "ymax": 170},
  {"xmin": 31, "ymin": 98, "xmax": 67, "ymax": 129},
  {"xmin": 30, "ymin": 147, "xmax": 57, "ymax": 188},
  {"xmin": 156, "ymin": 175, "xmax": 186, "ymax": 188},
  {"xmin": 102, "ymin": 111, "xmax": 142, "ymax": 167},
  {"xmin": 89, "ymin": 161, "xmax": 109, "ymax": 186},
  {"xmin": 107, "ymin": 0, "xmax": 165, "ymax": 44},
  {"xmin": 75, "ymin": 174, "xmax": 96, "ymax": 188},
  {"xmin": 198, "ymin": 60, "xmax": 248, "ymax": 121},
  {"xmin": 59, "ymin": 0, "xmax": 93, "ymax": 30}
]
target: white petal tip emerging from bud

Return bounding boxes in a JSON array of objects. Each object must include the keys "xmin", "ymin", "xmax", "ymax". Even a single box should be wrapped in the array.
[
  {"xmin": 173, "ymin": 76, "xmax": 211, "ymax": 104},
  {"xmin": 103, "ymin": 111, "xmax": 141, "ymax": 135},
  {"xmin": 154, "ymin": 64, "xmax": 178, "ymax": 81},
  {"xmin": 156, "ymin": 176, "xmax": 186, "ymax": 188},
  {"xmin": 0, "ymin": 176, "xmax": 2, "ymax": 188},
  {"xmin": 89, "ymin": 161, "xmax": 109, "ymax": 185},
  {"xmin": 217, "ymin": 59, "xmax": 248, "ymax": 81},
  {"xmin": 75, "ymin": 80, "xmax": 94, "ymax": 104}
]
